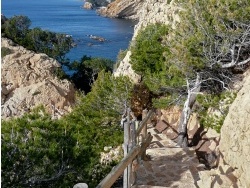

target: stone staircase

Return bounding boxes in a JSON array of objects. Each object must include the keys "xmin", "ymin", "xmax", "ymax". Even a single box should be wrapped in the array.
[{"xmin": 133, "ymin": 124, "xmax": 201, "ymax": 188}]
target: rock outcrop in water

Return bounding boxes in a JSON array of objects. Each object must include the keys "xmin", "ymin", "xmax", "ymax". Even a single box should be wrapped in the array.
[
  {"xmin": 83, "ymin": 2, "xmax": 93, "ymax": 9},
  {"xmin": 1, "ymin": 38, "xmax": 76, "ymax": 119}
]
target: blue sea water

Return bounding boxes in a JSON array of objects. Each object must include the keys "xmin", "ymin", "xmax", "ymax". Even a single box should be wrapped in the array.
[{"xmin": 1, "ymin": 0, "xmax": 136, "ymax": 61}]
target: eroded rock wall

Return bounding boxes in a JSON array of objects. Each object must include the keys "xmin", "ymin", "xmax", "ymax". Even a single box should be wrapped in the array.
[
  {"xmin": 1, "ymin": 38, "xmax": 76, "ymax": 119},
  {"xmin": 197, "ymin": 69, "xmax": 250, "ymax": 188}
]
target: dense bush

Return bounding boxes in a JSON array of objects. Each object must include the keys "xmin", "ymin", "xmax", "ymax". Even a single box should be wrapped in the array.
[
  {"xmin": 130, "ymin": 24, "xmax": 169, "ymax": 75},
  {"xmin": 131, "ymin": 0, "xmax": 249, "ymax": 107},
  {"xmin": 1, "ymin": 71, "xmax": 133, "ymax": 187},
  {"xmin": 130, "ymin": 24, "xmax": 186, "ymax": 107},
  {"xmin": 69, "ymin": 56, "xmax": 114, "ymax": 92}
]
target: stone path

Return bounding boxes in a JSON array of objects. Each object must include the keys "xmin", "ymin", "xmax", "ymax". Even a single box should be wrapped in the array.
[{"xmin": 133, "ymin": 124, "xmax": 200, "ymax": 188}]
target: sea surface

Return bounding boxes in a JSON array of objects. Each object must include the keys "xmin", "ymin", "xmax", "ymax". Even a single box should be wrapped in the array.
[{"xmin": 1, "ymin": 0, "xmax": 136, "ymax": 61}]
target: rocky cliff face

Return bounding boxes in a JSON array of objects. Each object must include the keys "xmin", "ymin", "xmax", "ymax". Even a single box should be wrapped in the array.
[
  {"xmin": 197, "ymin": 69, "xmax": 250, "ymax": 188},
  {"xmin": 1, "ymin": 38, "xmax": 76, "ymax": 119},
  {"xmin": 97, "ymin": 0, "xmax": 144, "ymax": 19},
  {"xmin": 113, "ymin": 0, "xmax": 183, "ymax": 82}
]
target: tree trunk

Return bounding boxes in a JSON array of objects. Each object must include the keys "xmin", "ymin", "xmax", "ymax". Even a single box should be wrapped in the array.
[{"xmin": 177, "ymin": 74, "xmax": 201, "ymax": 147}]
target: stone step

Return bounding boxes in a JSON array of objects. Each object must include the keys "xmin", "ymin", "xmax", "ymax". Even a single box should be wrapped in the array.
[
  {"xmin": 149, "ymin": 133, "xmax": 176, "ymax": 148},
  {"xmin": 135, "ymin": 159, "xmax": 199, "ymax": 187},
  {"xmin": 133, "ymin": 125, "xmax": 200, "ymax": 188},
  {"xmin": 132, "ymin": 185, "xmax": 168, "ymax": 188},
  {"xmin": 132, "ymin": 183, "xmax": 197, "ymax": 188},
  {"xmin": 146, "ymin": 126, "xmax": 177, "ymax": 149}
]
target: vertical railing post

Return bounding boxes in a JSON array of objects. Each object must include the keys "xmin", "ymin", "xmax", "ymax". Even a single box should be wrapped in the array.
[
  {"xmin": 142, "ymin": 109, "xmax": 148, "ymax": 141},
  {"xmin": 130, "ymin": 120, "xmax": 137, "ymax": 185},
  {"xmin": 141, "ymin": 109, "xmax": 148, "ymax": 160},
  {"xmin": 123, "ymin": 121, "xmax": 130, "ymax": 188},
  {"xmin": 127, "ymin": 108, "xmax": 131, "ymax": 188}
]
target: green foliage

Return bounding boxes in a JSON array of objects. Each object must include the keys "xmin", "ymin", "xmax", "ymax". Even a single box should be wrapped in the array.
[
  {"xmin": 53, "ymin": 67, "xmax": 69, "ymax": 80},
  {"xmin": 130, "ymin": 0, "xmax": 249, "ymax": 110},
  {"xmin": 1, "ymin": 15, "xmax": 31, "ymax": 42},
  {"xmin": 130, "ymin": 24, "xmax": 169, "ymax": 75},
  {"xmin": 1, "ymin": 71, "xmax": 133, "ymax": 187},
  {"xmin": 1, "ymin": 73, "xmax": 131, "ymax": 187},
  {"xmin": 2, "ymin": 106, "xmax": 81, "ymax": 187},
  {"xmin": 114, "ymin": 49, "xmax": 128, "ymax": 71},
  {"xmin": 2, "ymin": 15, "xmax": 74, "ymax": 62},
  {"xmin": 170, "ymin": 0, "xmax": 250, "ymax": 73},
  {"xmin": 130, "ymin": 23, "xmax": 186, "ymax": 107},
  {"xmin": 196, "ymin": 92, "xmax": 236, "ymax": 132},
  {"xmin": 1, "ymin": 47, "xmax": 14, "ymax": 58},
  {"xmin": 70, "ymin": 55, "xmax": 114, "ymax": 92},
  {"xmin": 61, "ymin": 71, "xmax": 133, "ymax": 186},
  {"xmin": 72, "ymin": 71, "xmax": 133, "ymax": 120}
]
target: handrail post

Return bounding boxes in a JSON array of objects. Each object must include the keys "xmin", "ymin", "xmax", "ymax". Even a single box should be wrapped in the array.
[
  {"xmin": 141, "ymin": 109, "xmax": 148, "ymax": 159},
  {"xmin": 123, "ymin": 121, "xmax": 130, "ymax": 188},
  {"xmin": 142, "ymin": 109, "xmax": 148, "ymax": 140},
  {"xmin": 130, "ymin": 121, "xmax": 137, "ymax": 185}
]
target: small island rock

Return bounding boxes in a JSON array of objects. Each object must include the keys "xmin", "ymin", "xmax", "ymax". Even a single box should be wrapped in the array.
[{"xmin": 83, "ymin": 2, "xmax": 93, "ymax": 9}]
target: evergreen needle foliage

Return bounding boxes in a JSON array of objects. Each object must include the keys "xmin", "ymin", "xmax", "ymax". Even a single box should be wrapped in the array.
[{"xmin": 2, "ymin": 71, "xmax": 133, "ymax": 187}]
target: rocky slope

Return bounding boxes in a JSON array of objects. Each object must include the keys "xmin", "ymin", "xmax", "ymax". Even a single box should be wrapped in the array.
[{"xmin": 1, "ymin": 38, "xmax": 76, "ymax": 119}]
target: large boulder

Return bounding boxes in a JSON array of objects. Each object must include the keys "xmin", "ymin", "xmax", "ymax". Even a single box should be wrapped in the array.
[
  {"xmin": 1, "ymin": 38, "xmax": 76, "ymax": 119},
  {"xmin": 219, "ymin": 69, "xmax": 250, "ymax": 187}
]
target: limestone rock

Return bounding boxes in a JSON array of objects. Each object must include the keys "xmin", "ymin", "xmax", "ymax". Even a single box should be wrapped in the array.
[
  {"xmin": 219, "ymin": 69, "xmax": 250, "ymax": 187},
  {"xmin": 73, "ymin": 183, "xmax": 88, "ymax": 188},
  {"xmin": 1, "ymin": 38, "xmax": 76, "ymax": 119},
  {"xmin": 113, "ymin": 51, "xmax": 141, "ymax": 83},
  {"xmin": 100, "ymin": 146, "xmax": 123, "ymax": 165}
]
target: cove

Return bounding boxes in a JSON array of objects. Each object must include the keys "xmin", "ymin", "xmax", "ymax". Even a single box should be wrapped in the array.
[{"xmin": 1, "ymin": 0, "xmax": 136, "ymax": 61}]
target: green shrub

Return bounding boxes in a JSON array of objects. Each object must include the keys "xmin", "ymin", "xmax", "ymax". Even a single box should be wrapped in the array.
[
  {"xmin": 114, "ymin": 49, "xmax": 128, "ymax": 71},
  {"xmin": 130, "ymin": 23, "xmax": 169, "ymax": 75},
  {"xmin": 2, "ymin": 15, "xmax": 74, "ymax": 62},
  {"xmin": 196, "ymin": 92, "xmax": 236, "ymax": 132},
  {"xmin": 69, "ymin": 55, "xmax": 114, "ymax": 92},
  {"xmin": 1, "ymin": 71, "xmax": 133, "ymax": 187},
  {"xmin": 130, "ymin": 23, "xmax": 187, "ymax": 108}
]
